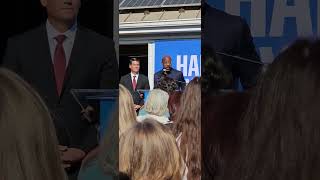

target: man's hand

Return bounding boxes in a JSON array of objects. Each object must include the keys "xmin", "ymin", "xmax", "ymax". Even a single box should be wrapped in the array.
[
  {"xmin": 134, "ymin": 104, "xmax": 141, "ymax": 111},
  {"xmin": 81, "ymin": 106, "xmax": 96, "ymax": 123}
]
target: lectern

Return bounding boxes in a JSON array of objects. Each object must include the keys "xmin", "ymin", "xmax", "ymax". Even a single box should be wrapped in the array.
[{"xmin": 71, "ymin": 89, "xmax": 118, "ymax": 139}]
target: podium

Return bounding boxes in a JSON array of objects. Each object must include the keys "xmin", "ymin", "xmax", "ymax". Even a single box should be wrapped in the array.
[{"xmin": 71, "ymin": 89, "xmax": 118, "ymax": 140}]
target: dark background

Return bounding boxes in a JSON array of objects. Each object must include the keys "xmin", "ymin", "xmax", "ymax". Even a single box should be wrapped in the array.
[
  {"xmin": 0, "ymin": 0, "xmax": 114, "ymax": 64},
  {"xmin": 119, "ymin": 45, "xmax": 148, "ymax": 77}
]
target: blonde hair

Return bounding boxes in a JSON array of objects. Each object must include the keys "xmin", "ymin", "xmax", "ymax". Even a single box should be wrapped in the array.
[
  {"xmin": 0, "ymin": 68, "xmax": 67, "ymax": 180},
  {"xmin": 120, "ymin": 119, "xmax": 182, "ymax": 180},
  {"xmin": 119, "ymin": 84, "xmax": 137, "ymax": 135},
  {"xmin": 143, "ymin": 89, "xmax": 169, "ymax": 116}
]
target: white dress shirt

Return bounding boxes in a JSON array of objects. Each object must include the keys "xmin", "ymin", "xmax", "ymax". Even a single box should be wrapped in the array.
[
  {"xmin": 46, "ymin": 19, "xmax": 77, "ymax": 67},
  {"xmin": 131, "ymin": 72, "xmax": 139, "ymax": 84}
]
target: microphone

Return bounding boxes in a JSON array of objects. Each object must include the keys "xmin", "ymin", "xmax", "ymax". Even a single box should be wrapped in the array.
[
  {"xmin": 174, "ymin": 79, "xmax": 187, "ymax": 84},
  {"xmin": 162, "ymin": 68, "xmax": 171, "ymax": 75},
  {"xmin": 216, "ymin": 52, "xmax": 268, "ymax": 65}
]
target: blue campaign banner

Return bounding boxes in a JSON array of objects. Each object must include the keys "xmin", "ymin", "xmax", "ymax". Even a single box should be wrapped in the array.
[
  {"xmin": 154, "ymin": 39, "xmax": 201, "ymax": 83},
  {"xmin": 207, "ymin": 0, "xmax": 318, "ymax": 63}
]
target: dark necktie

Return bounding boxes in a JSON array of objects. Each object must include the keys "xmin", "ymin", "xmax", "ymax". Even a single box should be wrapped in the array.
[
  {"xmin": 132, "ymin": 75, "xmax": 137, "ymax": 91},
  {"xmin": 53, "ymin": 35, "xmax": 67, "ymax": 96}
]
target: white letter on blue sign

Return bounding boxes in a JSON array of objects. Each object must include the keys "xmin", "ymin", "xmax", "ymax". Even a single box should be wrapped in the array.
[
  {"xmin": 177, "ymin": 55, "xmax": 188, "ymax": 76},
  {"xmin": 188, "ymin": 55, "xmax": 200, "ymax": 77},
  {"xmin": 259, "ymin": 47, "xmax": 274, "ymax": 64},
  {"xmin": 270, "ymin": 0, "xmax": 312, "ymax": 37},
  {"xmin": 225, "ymin": 0, "xmax": 266, "ymax": 37}
]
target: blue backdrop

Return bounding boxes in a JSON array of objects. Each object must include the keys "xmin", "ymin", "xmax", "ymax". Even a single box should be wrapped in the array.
[
  {"xmin": 154, "ymin": 39, "xmax": 201, "ymax": 83},
  {"xmin": 207, "ymin": 0, "xmax": 318, "ymax": 63}
]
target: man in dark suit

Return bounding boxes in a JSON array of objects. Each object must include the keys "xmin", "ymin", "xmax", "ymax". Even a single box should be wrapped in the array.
[
  {"xmin": 120, "ymin": 58, "xmax": 150, "ymax": 111},
  {"xmin": 202, "ymin": 2, "xmax": 262, "ymax": 90},
  {"xmin": 2, "ymin": 0, "xmax": 118, "ymax": 179},
  {"xmin": 154, "ymin": 55, "xmax": 186, "ymax": 91}
]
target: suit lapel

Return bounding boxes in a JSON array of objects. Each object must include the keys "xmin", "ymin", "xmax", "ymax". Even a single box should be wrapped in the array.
[
  {"xmin": 136, "ymin": 75, "xmax": 142, "ymax": 90},
  {"xmin": 125, "ymin": 74, "xmax": 133, "ymax": 91},
  {"xmin": 60, "ymin": 27, "xmax": 87, "ymax": 98},
  {"xmin": 38, "ymin": 25, "xmax": 60, "ymax": 101}
]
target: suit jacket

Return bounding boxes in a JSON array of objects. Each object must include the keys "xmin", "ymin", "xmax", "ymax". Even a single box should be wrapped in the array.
[
  {"xmin": 202, "ymin": 3, "xmax": 262, "ymax": 89},
  {"xmin": 154, "ymin": 68, "xmax": 186, "ymax": 90},
  {"xmin": 120, "ymin": 73, "xmax": 150, "ymax": 105},
  {"xmin": 2, "ymin": 24, "xmax": 118, "ymax": 153}
]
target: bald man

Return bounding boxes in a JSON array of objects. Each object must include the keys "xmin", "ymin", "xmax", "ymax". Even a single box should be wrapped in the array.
[{"xmin": 154, "ymin": 56, "xmax": 186, "ymax": 91}]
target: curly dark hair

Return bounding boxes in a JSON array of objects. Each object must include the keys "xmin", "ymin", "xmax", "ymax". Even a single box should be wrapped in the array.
[
  {"xmin": 201, "ymin": 45, "xmax": 232, "ymax": 94},
  {"xmin": 155, "ymin": 76, "xmax": 179, "ymax": 94}
]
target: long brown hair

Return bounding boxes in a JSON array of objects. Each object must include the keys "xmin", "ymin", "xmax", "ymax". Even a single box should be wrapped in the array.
[
  {"xmin": 120, "ymin": 119, "xmax": 182, "ymax": 180},
  {"xmin": 223, "ymin": 39, "xmax": 320, "ymax": 180},
  {"xmin": 173, "ymin": 77, "xmax": 201, "ymax": 179},
  {"xmin": 0, "ymin": 68, "xmax": 66, "ymax": 180},
  {"xmin": 168, "ymin": 91, "xmax": 182, "ymax": 122}
]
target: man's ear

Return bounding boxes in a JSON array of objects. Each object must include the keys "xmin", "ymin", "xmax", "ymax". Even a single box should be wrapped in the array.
[{"xmin": 40, "ymin": 0, "xmax": 47, "ymax": 7}]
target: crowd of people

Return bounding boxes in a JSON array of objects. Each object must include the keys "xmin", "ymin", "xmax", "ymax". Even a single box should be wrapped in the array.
[
  {"xmin": 117, "ymin": 76, "xmax": 201, "ymax": 179},
  {"xmin": 202, "ymin": 39, "xmax": 320, "ymax": 180},
  {"xmin": 0, "ymin": 61, "xmax": 200, "ymax": 180},
  {"xmin": 2, "ymin": 38, "xmax": 320, "ymax": 179}
]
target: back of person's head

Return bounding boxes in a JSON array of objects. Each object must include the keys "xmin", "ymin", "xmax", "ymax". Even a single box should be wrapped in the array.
[
  {"xmin": 120, "ymin": 119, "xmax": 182, "ymax": 180},
  {"xmin": 202, "ymin": 92, "xmax": 250, "ymax": 179},
  {"xmin": 119, "ymin": 84, "xmax": 137, "ymax": 135},
  {"xmin": 155, "ymin": 76, "xmax": 179, "ymax": 94},
  {"xmin": 173, "ymin": 77, "xmax": 201, "ymax": 179},
  {"xmin": 223, "ymin": 39, "xmax": 320, "ymax": 180},
  {"xmin": 0, "ymin": 68, "xmax": 66, "ymax": 180},
  {"xmin": 144, "ymin": 89, "xmax": 169, "ymax": 117},
  {"xmin": 201, "ymin": 45, "xmax": 232, "ymax": 93},
  {"xmin": 168, "ymin": 91, "xmax": 182, "ymax": 121}
]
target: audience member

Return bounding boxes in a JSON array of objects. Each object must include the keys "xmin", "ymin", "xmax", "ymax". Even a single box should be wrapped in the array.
[
  {"xmin": 222, "ymin": 39, "xmax": 320, "ymax": 180},
  {"xmin": 201, "ymin": 45, "xmax": 232, "ymax": 94},
  {"xmin": 119, "ymin": 84, "xmax": 138, "ymax": 135},
  {"xmin": 120, "ymin": 119, "xmax": 182, "ymax": 180},
  {"xmin": 138, "ymin": 89, "xmax": 171, "ymax": 124},
  {"xmin": 173, "ymin": 77, "xmax": 201, "ymax": 180},
  {"xmin": 0, "ymin": 68, "xmax": 67, "ymax": 180},
  {"xmin": 202, "ymin": 93, "xmax": 249, "ymax": 179},
  {"xmin": 168, "ymin": 91, "xmax": 182, "ymax": 122},
  {"xmin": 201, "ymin": 47, "xmax": 250, "ymax": 179}
]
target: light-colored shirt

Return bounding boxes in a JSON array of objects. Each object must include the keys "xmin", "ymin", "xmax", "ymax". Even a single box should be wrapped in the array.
[
  {"xmin": 137, "ymin": 113, "xmax": 172, "ymax": 125},
  {"xmin": 46, "ymin": 19, "xmax": 77, "ymax": 67},
  {"xmin": 131, "ymin": 72, "xmax": 139, "ymax": 84}
]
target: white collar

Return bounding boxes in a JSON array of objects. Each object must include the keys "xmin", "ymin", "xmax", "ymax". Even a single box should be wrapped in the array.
[
  {"xmin": 46, "ymin": 19, "xmax": 77, "ymax": 40},
  {"xmin": 131, "ymin": 72, "xmax": 139, "ymax": 77}
]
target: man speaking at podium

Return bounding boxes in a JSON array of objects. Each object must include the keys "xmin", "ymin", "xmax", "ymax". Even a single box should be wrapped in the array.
[
  {"xmin": 2, "ymin": 0, "xmax": 118, "ymax": 179},
  {"xmin": 154, "ymin": 55, "xmax": 186, "ymax": 91},
  {"xmin": 203, "ymin": 2, "xmax": 262, "ymax": 90}
]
